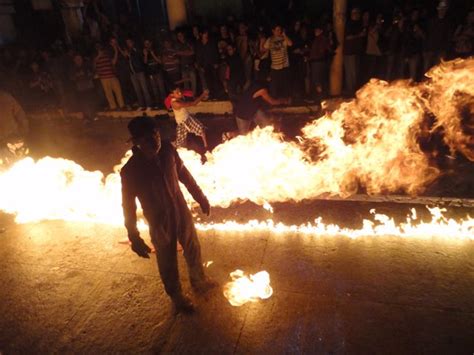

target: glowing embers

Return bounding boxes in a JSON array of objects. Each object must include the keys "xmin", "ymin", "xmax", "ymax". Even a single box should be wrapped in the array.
[{"xmin": 223, "ymin": 269, "xmax": 273, "ymax": 306}]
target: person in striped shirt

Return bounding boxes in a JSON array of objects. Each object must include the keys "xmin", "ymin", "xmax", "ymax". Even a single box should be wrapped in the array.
[
  {"xmin": 264, "ymin": 24, "xmax": 293, "ymax": 99},
  {"xmin": 94, "ymin": 43, "xmax": 124, "ymax": 110}
]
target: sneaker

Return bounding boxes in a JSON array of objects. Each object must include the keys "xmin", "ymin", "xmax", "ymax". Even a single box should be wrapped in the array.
[
  {"xmin": 192, "ymin": 276, "xmax": 219, "ymax": 294},
  {"xmin": 172, "ymin": 294, "xmax": 195, "ymax": 314}
]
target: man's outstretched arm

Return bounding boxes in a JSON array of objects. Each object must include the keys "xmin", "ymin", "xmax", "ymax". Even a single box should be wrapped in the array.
[{"xmin": 171, "ymin": 90, "xmax": 208, "ymax": 110}]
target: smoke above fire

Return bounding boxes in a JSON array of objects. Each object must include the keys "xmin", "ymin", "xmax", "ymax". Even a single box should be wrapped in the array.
[{"xmin": 0, "ymin": 58, "xmax": 473, "ymax": 229}]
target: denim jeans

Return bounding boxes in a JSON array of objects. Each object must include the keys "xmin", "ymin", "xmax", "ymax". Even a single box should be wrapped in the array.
[
  {"xmin": 181, "ymin": 66, "xmax": 197, "ymax": 95},
  {"xmin": 148, "ymin": 72, "xmax": 166, "ymax": 107},
  {"xmin": 130, "ymin": 71, "xmax": 152, "ymax": 107},
  {"xmin": 343, "ymin": 54, "xmax": 359, "ymax": 94}
]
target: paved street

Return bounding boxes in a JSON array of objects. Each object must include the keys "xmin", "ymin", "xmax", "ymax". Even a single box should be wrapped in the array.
[
  {"xmin": 0, "ymin": 210, "xmax": 473, "ymax": 353},
  {"xmin": 0, "ymin": 117, "xmax": 473, "ymax": 353}
]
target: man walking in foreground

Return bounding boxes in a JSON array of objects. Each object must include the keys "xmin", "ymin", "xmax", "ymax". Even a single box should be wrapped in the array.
[{"xmin": 120, "ymin": 116, "xmax": 217, "ymax": 313}]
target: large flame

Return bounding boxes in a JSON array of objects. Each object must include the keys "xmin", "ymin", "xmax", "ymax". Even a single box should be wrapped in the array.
[
  {"xmin": 426, "ymin": 58, "xmax": 474, "ymax": 161},
  {"xmin": 0, "ymin": 58, "xmax": 473, "ymax": 239},
  {"xmin": 223, "ymin": 269, "xmax": 273, "ymax": 306}
]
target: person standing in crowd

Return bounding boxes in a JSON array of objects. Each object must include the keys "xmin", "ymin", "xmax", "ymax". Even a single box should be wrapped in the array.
[
  {"xmin": 344, "ymin": 7, "xmax": 366, "ymax": 95},
  {"xmin": 264, "ymin": 24, "xmax": 293, "ymax": 99},
  {"xmin": 195, "ymin": 30, "xmax": 219, "ymax": 99},
  {"xmin": 0, "ymin": 89, "xmax": 28, "ymax": 145},
  {"xmin": 28, "ymin": 61, "xmax": 54, "ymax": 108},
  {"xmin": 401, "ymin": 9, "xmax": 425, "ymax": 81},
  {"xmin": 84, "ymin": 16, "xmax": 102, "ymax": 43},
  {"xmin": 120, "ymin": 116, "xmax": 217, "ymax": 314},
  {"xmin": 385, "ymin": 13, "xmax": 404, "ymax": 80},
  {"xmin": 94, "ymin": 43, "xmax": 124, "ymax": 111},
  {"xmin": 290, "ymin": 23, "xmax": 310, "ymax": 101},
  {"xmin": 175, "ymin": 30, "xmax": 197, "ymax": 96},
  {"xmin": 110, "ymin": 36, "xmax": 134, "ymax": 108},
  {"xmin": 251, "ymin": 29, "xmax": 270, "ymax": 84},
  {"xmin": 40, "ymin": 49, "xmax": 68, "ymax": 112},
  {"xmin": 190, "ymin": 25, "xmax": 201, "ymax": 46},
  {"xmin": 309, "ymin": 24, "xmax": 331, "ymax": 102},
  {"xmin": 70, "ymin": 54, "xmax": 97, "ymax": 121},
  {"xmin": 423, "ymin": 1, "xmax": 452, "ymax": 72},
  {"xmin": 365, "ymin": 13, "xmax": 385, "ymax": 80},
  {"xmin": 235, "ymin": 22, "xmax": 253, "ymax": 90},
  {"xmin": 123, "ymin": 38, "xmax": 152, "ymax": 109},
  {"xmin": 217, "ymin": 24, "xmax": 234, "ymax": 97},
  {"xmin": 225, "ymin": 43, "xmax": 245, "ymax": 100},
  {"xmin": 143, "ymin": 39, "xmax": 166, "ymax": 108},
  {"xmin": 161, "ymin": 38, "xmax": 181, "ymax": 93},
  {"xmin": 453, "ymin": 9, "xmax": 474, "ymax": 58},
  {"xmin": 169, "ymin": 88, "xmax": 209, "ymax": 150}
]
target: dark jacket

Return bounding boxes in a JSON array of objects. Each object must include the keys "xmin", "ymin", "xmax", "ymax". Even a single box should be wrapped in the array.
[
  {"xmin": 310, "ymin": 34, "xmax": 330, "ymax": 61},
  {"xmin": 120, "ymin": 142, "xmax": 206, "ymax": 240},
  {"xmin": 195, "ymin": 41, "xmax": 219, "ymax": 68},
  {"xmin": 127, "ymin": 47, "xmax": 146, "ymax": 74},
  {"xmin": 344, "ymin": 20, "xmax": 365, "ymax": 55}
]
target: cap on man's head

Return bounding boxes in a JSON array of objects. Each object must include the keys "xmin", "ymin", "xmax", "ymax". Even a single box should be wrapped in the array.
[{"xmin": 127, "ymin": 116, "xmax": 158, "ymax": 141}]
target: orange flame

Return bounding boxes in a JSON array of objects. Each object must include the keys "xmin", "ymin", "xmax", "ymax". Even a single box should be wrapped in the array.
[
  {"xmin": 197, "ymin": 207, "xmax": 473, "ymax": 240},
  {"xmin": 426, "ymin": 58, "xmax": 474, "ymax": 161},
  {"xmin": 0, "ymin": 58, "xmax": 472, "ymax": 241},
  {"xmin": 223, "ymin": 269, "xmax": 273, "ymax": 306}
]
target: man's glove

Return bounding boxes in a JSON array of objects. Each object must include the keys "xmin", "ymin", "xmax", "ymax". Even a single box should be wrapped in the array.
[
  {"xmin": 130, "ymin": 237, "xmax": 152, "ymax": 258},
  {"xmin": 199, "ymin": 196, "xmax": 211, "ymax": 216}
]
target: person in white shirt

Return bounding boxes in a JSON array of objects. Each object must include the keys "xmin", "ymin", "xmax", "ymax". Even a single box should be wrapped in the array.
[{"xmin": 170, "ymin": 88, "xmax": 209, "ymax": 149}]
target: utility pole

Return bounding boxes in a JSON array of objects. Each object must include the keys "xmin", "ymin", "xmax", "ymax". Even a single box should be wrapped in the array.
[
  {"xmin": 59, "ymin": 0, "xmax": 84, "ymax": 45},
  {"xmin": 330, "ymin": 0, "xmax": 346, "ymax": 96},
  {"xmin": 166, "ymin": 0, "xmax": 187, "ymax": 30}
]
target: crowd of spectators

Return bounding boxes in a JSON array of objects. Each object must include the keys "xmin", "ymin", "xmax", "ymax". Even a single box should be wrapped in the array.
[{"xmin": 0, "ymin": 1, "xmax": 473, "ymax": 120}]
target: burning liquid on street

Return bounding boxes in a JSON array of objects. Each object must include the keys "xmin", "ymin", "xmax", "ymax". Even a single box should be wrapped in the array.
[
  {"xmin": 224, "ymin": 270, "xmax": 273, "ymax": 306},
  {"xmin": 0, "ymin": 58, "xmax": 473, "ymax": 235},
  {"xmin": 0, "ymin": 59, "xmax": 473, "ymax": 306},
  {"xmin": 196, "ymin": 207, "xmax": 474, "ymax": 240}
]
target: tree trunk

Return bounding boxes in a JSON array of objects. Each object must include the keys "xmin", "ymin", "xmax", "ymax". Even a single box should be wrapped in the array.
[{"xmin": 330, "ymin": 0, "xmax": 347, "ymax": 96}]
